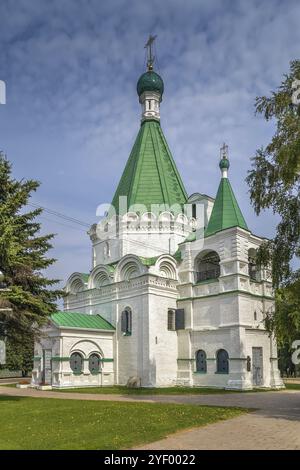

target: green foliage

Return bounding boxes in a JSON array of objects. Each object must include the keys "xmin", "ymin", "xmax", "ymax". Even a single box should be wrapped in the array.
[
  {"xmin": 0, "ymin": 153, "xmax": 62, "ymax": 340},
  {"xmin": 264, "ymin": 279, "xmax": 300, "ymax": 350},
  {"xmin": 4, "ymin": 332, "xmax": 34, "ymax": 376},
  {"xmin": 246, "ymin": 60, "xmax": 300, "ymax": 287}
]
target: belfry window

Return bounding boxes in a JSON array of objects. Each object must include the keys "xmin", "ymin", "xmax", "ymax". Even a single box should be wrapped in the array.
[
  {"xmin": 248, "ymin": 248, "xmax": 259, "ymax": 281},
  {"xmin": 195, "ymin": 250, "xmax": 220, "ymax": 283}
]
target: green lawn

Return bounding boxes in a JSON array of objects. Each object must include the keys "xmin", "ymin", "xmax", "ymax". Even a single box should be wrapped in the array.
[
  {"xmin": 53, "ymin": 385, "xmax": 276, "ymax": 395},
  {"xmin": 0, "ymin": 396, "xmax": 247, "ymax": 450},
  {"xmin": 284, "ymin": 382, "xmax": 300, "ymax": 390}
]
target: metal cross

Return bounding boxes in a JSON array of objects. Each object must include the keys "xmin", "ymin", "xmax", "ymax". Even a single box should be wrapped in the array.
[
  {"xmin": 220, "ymin": 142, "xmax": 228, "ymax": 159},
  {"xmin": 144, "ymin": 34, "xmax": 157, "ymax": 70}
]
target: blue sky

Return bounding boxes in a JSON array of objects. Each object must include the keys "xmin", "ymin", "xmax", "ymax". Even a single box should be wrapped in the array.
[{"xmin": 0, "ymin": 0, "xmax": 299, "ymax": 286}]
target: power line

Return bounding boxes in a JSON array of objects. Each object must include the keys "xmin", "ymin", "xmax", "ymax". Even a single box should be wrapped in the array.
[
  {"xmin": 38, "ymin": 216, "xmax": 88, "ymax": 233},
  {"xmin": 28, "ymin": 202, "xmax": 91, "ymax": 228}
]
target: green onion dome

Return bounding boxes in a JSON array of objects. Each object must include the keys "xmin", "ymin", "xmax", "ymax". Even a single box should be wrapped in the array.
[
  {"xmin": 219, "ymin": 157, "xmax": 230, "ymax": 170},
  {"xmin": 137, "ymin": 71, "xmax": 164, "ymax": 97}
]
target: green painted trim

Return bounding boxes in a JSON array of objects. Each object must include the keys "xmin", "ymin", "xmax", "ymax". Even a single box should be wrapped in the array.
[
  {"xmin": 178, "ymin": 289, "xmax": 273, "ymax": 302},
  {"xmin": 207, "ymin": 358, "xmax": 216, "ymax": 361},
  {"xmin": 51, "ymin": 356, "xmax": 114, "ymax": 363},
  {"xmin": 177, "ymin": 358, "xmax": 195, "ymax": 361},
  {"xmin": 193, "ymin": 371, "xmax": 207, "ymax": 374},
  {"xmin": 33, "ymin": 356, "xmax": 41, "ymax": 360},
  {"xmin": 51, "ymin": 357, "xmax": 70, "ymax": 362},
  {"xmin": 270, "ymin": 357, "xmax": 279, "ymax": 360}
]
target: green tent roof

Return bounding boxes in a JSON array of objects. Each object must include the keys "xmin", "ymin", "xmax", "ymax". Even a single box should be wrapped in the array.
[
  {"xmin": 51, "ymin": 311, "xmax": 115, "ymax": 331},
  {"xmin": 205, "ymin": 177, "xmax": 248, "ymax": 237},
  {"xmin": 111, "ymin": 120, "xmax": 188, "ymax": 215}
]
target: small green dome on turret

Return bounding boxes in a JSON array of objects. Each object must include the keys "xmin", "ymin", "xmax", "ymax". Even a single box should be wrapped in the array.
[
  {"xmin": 137, "ymin": 71, "xmax": 164, "ymax": 97},
  {"xmin": 219, "ymin": 157, "xmax": 230, "ymax": 170}
]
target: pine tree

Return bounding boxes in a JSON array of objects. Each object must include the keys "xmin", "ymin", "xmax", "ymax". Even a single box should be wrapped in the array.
[
  {"xmin": 246, "ymin": 60, "xmax": 300, "ymax": 288},
  {"xmin": 0, "ymin": 153, "xmax": 62, "ymax": 343}
]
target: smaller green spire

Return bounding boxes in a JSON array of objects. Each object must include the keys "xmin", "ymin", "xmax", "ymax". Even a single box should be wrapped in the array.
[{"xmin": 205, "ymin": 145, "xmax": 248, "ymax": 237}]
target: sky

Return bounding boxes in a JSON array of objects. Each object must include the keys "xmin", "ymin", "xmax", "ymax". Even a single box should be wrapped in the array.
[{"xmin": 0, "ymin": 0, "xmax": 299, "ymax": 287}]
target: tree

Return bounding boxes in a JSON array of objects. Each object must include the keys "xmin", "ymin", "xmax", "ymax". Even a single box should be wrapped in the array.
[
  {"xmin": 4, "ymin": 331, "xmax": 34, "ymax": 377},
  {"xmin": 246, "ymin": 60, "xmax": 300, "ymax": 288},
  {"xmin": 0, "ymin": 153, "xmax": 62, "ymax": 344},
  {"xmin": 265, "ymin": 280, "xmax": 300, "ymax": 377}
]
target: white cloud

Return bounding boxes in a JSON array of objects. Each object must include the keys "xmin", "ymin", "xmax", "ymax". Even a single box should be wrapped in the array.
[{"xmin": 0, "ymin": 0, "xmax": 299, "ymax": 284}]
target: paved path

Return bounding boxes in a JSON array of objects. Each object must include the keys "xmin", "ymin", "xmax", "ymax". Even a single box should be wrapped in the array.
[{"xmin": 1, "ymin": 386, "xmax": 300, "ymax": 449}]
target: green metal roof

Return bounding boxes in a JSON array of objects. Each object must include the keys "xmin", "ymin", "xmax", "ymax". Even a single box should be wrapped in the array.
[
  {"xmin": 111, "ymin": 120, "xmax": 188, "ymax": 215},
  {"xmin": 139, "ymin": 256, "xmax": 158, "ymax": 266},
  {"xmin": 51, "ymin": 311, "xmax": 115, "ymax": 331},
  {"xmin": 205, "ymin": 177, "xmax": 248, "ymax": 237}
]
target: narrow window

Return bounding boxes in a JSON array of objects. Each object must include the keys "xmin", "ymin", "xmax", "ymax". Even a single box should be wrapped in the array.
[
  {"xmin": 70, "ymin": 352, "xmax": 83, "ymax": 374},
  {"xmin": 216, "ymin": 349, "xmax": 229, "ymax": 374},
  {"xmin": 196, "ymin": 350, "xmax": 207, "ymax": 373},
  {"xmin": 167, "ymin": 309, "xmax": 175, "ymax": 331},
  {"xmin": 121, "ymin": 308, "xmax": 132, "ymax": 335}
]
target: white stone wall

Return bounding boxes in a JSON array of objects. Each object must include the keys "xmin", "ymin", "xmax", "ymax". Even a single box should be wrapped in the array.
[{"xmin": 32, "ymin": 326, "xmax": 114, "ymax": 388}]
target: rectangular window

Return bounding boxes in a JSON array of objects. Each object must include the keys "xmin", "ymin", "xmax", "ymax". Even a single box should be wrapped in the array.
[{"xmin": 175, "ymin": 309, "xmax": 185, "ymax": 330}]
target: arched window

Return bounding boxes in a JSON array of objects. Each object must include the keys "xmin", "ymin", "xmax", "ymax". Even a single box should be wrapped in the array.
[
  {"xmin": 121, "ymin": 308, "xmax": 132, "ymax": 335},
  {"xmin": 196, "ymin": 350, "xmax": 207, "ymax": 373},
  {"xmin": 216, "ymin": 349, "xmax": 229, "ymax": 374},
  {"xmin": 195, "ymin": 250, "xmax": 220, "ymax": 283},
  {"xmin": 70, "ymin": 352, "xmax": 83, "ymax": 374},
  {"xmin": 167, "ymin": 309, "xmax": 175, "ymax": 331},
  {"xmin": 89, "ymin": 354, "xmax": 101, "ymax": 374},
  {"xmin": 248, "ymin": 248, "xmax": 258, "ymax": 281}
]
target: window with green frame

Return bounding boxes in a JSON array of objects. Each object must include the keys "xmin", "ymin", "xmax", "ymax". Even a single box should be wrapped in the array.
[
  {"xmin": 70, "ymin": 352, "xmax": 83, "ymax": 374},
  {"xmin": 89, "ymin": 353, "xmax": 101, "ymax": 374}
]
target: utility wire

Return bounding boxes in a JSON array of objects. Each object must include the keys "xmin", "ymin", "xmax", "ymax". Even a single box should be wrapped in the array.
[{"xmin": 28, "ymin": 202, "xmax": 90, "ymax": 228}]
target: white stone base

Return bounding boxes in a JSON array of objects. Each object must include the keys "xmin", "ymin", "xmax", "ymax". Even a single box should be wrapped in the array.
[{"xmin": 37, "ymin": 385, "xmax": 53, "ymax": 391}]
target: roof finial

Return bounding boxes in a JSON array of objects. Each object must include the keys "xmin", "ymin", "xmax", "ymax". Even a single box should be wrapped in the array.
[
  {"xmin": 219, "ymin": 142, "xmax": 230, "ymax": 178},
  {"xmin": 144, "ymin": 34, "xmax": 157, "ymax": 71}
]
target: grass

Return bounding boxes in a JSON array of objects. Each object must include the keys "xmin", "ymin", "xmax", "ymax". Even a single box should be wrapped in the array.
[
  {"xmin": 0, "ymin": 396, "xmax": 247, "ymax": 450},
  {"xmin": 284, "ymin": 382, "xmax": 300, "ymax": 390},
  {"xmin": 53, "ymin": 385, "xmax": 277, "ymax": 395}
]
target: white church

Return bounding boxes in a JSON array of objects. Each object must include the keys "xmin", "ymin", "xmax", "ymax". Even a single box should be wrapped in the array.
[{"xmin": 32, "ymin": 41, "xmax": 283, "ymax": 391}]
